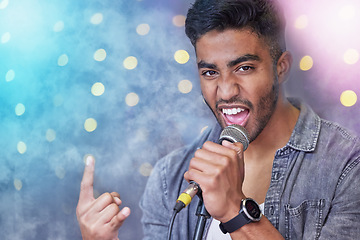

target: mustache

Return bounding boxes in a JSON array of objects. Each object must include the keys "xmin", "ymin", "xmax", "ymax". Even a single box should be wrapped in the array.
[{"xmin": 215, "ymin": 96, "xmax": 254, "ymax": 111}]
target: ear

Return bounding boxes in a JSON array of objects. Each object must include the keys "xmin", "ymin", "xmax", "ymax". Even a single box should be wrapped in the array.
[{"xmin": 276, "ymin": 51, "xmax": 292, "ymax": 83}]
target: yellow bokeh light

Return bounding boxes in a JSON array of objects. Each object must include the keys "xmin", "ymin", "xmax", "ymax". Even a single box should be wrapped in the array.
[
  {"xmin": 343, "ymin": 49, "xmax": 359, "ymax": 65},
  {"xmin": 178, "ymin": 80, "xmax": 193, "ymax": 94},
  {"xmin": 1, "ymin": 32, "xmax": 10, "ymax": 44},
  {"xmin": 6, "ymin": 69, "xmax": 15, "ymax": 82},
  {"xmin": 84, "ymin": 118, "xmax": 97, "ymax": 132},
  {"xmin": 94, "ymin": 49, "xmax": 107, "ymax": 62},
  {"xmin": 91, "ymin": 13, "xmax": 103, "ymax": 25},
  {"xmin": 53, "ymin": 21, "xmax": 64, "ymax": 32},
  {"xmin": 174, "ymin": 50, "xmax": 190, "ymax": 64},
  {"xmin": 294, "ymin": 15, "xmax": 308, "ymax": 29},
  {"xmin": 0, "ymin": 0, "xmax": 9, "ymax": 9},
  {"xmin": 339, "ymin": 5, "xmax": 356, "ymax": 20},
  {"xmin": 91, "ymin": 82, "xmax": 105, "ymax": 96},
  {"xmin": 58, "ymin": 54, "xmax": 69, "ymax": 66},
  {"xmin": 46, "ymin": 129, "xmax": 56, "ymax": 142},
  {"xmin": 139, "ymin": 162, "xmax": 153, "ymax": 177},
  {"xmin": 125, "ymin": 92, "xmax": 140, "ymax": 107},
  {"xmin": 14, "ymin": 179, "xmax": 23, "ymax": 191},
  {"xmin": 15, "ymin": 103, "xmax": 25, "ymax": 116},
  {"xmin": 17, "ymin": 141, "xmax": 27, "ymax": 154},
  {"xmin": 299, "ymin": 55, "xmax": 313, "ymax": 71},
  {"xmin": 123, "ymin": 56, "xmax": 138, "ymax": 70},
  {"xmin": 172, "ymin": 15, "xmax": 186, "ymax": 27},
  {"xmin": 340, "ymin": 90, "xmax": 357, "ymax": 107},
  {"xmin": 136, "ymin": 23, "xmax": 150, "ymax": 36}
]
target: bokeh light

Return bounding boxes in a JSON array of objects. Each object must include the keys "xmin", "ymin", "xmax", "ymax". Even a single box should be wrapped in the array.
[
  {"xmin": 0, "ymin": 0, "xmax": 9, "ymax": 9},
  {"xmin": 90, "ymin": 13, "xmax": 103, "ymax": 25},
  {"xmin": 339, "ymin": 5, "xmax": 356, "ymax": 20},
  {"xmin": 172, "ymin": 15, "xmax": 186, "ymax": 27},
  {"xmin": 123, "ymin": 56, "xmax": 138, "ymax": 70},
  {"xmin": 94, "ymin": 49, "xmax": 107, "ymax": 62},
  {"xmin": 6, "ymin": 69, "xmax": 15, "ymax": 82},
  {"xmin": 46, "ymin": 129, "xmax": 56, "ymax": 142},
  {"xmin": 53, "ymin": 21, "xmax": 64, "ymax": 32},
  {"xmin": 343, "ymin": 48, "xmax": 359, "ymax": 65},
  {"xmin": 91, "ymin": 82, "xmax": 105, "ymax": 96},
  {"xmin": 294, "ymin": 15, "xmax": 308, "ymax": 29},
  {"xmin": 125, "ymin": 92, "xmax": 140, "ymax": 107},
  {"xmin": 136, "ymin": 23, "xmax": 150, "ymax": 36},
  {"xmin": 174, "ymin": 50, "xmax": 190, "ymax": 64},
  {"xmin": 14, "ymin": 179, "xmax": 23, "ymax": 191},
  {"xmin": 178, "ymin": 79, "xmax": 193, "ymax": 94},
  {"xmin": 58, "ymin": 54, "xmax": 69, "ymax": 66},
  {"xmin": 299, "ymin": 55, "xmax": 313, "ymax": 71},
  {"xmin": 1, "ymin": 32, "xmax": 11, "ymax": 43},
  {"xmin": 53, "ymin": 94, "xmax": 64, "ymax": 107},
  {"xmin": 84, "ymin": 118, "xmax": 97, "ymax": 132},
  {"xmin": 340, "ymin": 90, "xmax": 357, "ymax": 107},
  {"xmin": 17, "ymin": 141, "xmax": 27, "ymax": 154},
  {"xmin": 15, "ymin": 103, "xmax": 25, "ymax": 116},
  {"xmin": 55, "ymin": 166, "xmax": 66, "ymax": 179},
  {"xmin": 139, "ymin": 162, "xmax": 153, "ymax": 177}
]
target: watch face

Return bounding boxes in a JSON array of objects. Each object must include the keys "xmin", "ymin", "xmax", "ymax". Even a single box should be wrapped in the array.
[{"xmin": 244, "ymin": 199, "xmax": 261, "ymax": 220}]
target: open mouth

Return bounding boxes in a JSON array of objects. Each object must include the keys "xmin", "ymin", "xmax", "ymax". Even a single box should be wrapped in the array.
[{"xmin": 221, "ymin": 107, "xmax": 250, "ymax": 126}]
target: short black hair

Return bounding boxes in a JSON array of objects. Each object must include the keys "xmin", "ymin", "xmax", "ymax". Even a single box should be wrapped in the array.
[{"xmin": 185, "ymin": 0, "xmax": 286, "ymax": 62}]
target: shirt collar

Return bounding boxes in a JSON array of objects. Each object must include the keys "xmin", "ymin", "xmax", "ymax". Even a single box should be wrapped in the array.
[{"xmin": 287, "ymin": 98, "xmax": 321, "ymax": 152}]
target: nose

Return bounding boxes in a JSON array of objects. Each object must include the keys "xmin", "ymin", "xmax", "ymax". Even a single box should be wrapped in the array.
[{"xmin": 217, "ymin": 74, "xmax": 240, "ymax": 101}]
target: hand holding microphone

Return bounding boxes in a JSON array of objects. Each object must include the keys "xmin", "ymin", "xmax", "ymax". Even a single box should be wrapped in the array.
[{"xmin": 181, "ymin": 124, "xmax": 249, "ymax": 223}]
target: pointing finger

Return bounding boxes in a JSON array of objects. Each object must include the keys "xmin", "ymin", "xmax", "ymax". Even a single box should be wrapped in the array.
[{"xmin": 79, "ymin": 155, "xmax": 95, "ymax": 205}]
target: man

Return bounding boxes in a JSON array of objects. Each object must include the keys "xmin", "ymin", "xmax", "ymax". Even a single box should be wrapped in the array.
[{"xmin": 77, "ymin": 0, "xmax": 360, "ymax": 239}]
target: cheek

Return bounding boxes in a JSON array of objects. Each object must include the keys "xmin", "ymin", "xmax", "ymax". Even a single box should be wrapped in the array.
[{"xmin": 200, "ymin": 81, "xmax": 217, "ymax": 102}]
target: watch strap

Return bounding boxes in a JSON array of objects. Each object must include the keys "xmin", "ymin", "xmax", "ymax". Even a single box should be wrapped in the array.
[{"xmin": 219, "ymin": 209, "xmax": 251, "ymax": 234}]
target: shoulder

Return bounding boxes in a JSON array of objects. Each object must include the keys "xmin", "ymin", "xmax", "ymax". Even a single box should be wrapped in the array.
[{"xmin": 152, "ymin": 124, "xmax": 220, "ymax": 184}]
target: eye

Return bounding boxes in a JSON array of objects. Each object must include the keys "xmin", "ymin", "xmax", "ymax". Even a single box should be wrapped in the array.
[
  {"xmin": 201, "ymin": 70, "xmax": 218, "ymax": 78},
  {"xmin": 237, "ymin": 65, "xmax": 255, "ymax": 72}
]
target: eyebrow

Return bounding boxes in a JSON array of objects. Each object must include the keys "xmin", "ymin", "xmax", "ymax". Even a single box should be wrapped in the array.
[
  {"xmin": 197, "ymin": 54, "xmax": 261, "ymax": 70},
  {"xmin": 227, "ymin": 54, "xmax": 260, "ymax": 68}
]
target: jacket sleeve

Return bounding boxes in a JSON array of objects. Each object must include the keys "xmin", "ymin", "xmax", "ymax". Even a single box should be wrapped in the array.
[{"xmin": 140, "ymin": 156, "xmax": 172, "ymax": 240}]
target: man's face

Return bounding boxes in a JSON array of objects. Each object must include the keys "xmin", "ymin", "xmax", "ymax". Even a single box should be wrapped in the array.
[{"xmin": 195, "ymin": 29, "xmax": 279, "ymax": 142}]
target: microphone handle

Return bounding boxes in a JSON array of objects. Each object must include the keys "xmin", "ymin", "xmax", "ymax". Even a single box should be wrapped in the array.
[{"xmin": 193, "ymin": 196, "xmax": 210, "ymax": 240}]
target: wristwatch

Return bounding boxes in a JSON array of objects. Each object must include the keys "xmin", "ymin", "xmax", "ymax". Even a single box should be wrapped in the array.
[{"xmin": 219, "ymin": 198, "xmax": 262, "ymax": 234}]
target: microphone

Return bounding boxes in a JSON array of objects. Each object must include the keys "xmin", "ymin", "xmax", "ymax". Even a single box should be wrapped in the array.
[{"xmin": 173, "ymin": 124, "xmax": 250, "ymax": 213}]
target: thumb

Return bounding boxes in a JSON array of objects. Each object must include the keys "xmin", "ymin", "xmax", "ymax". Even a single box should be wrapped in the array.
[
  {"xmin": 221, "ymin": 140, "xmax": 245, "ymax": 156},
  {"xmin": 79, "ymin": 155, "xmax": 95, "ymax": 205}
]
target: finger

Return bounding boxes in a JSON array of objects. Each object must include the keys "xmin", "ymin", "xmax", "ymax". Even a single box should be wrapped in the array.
[
  {"xmin": 79, "ymin": 155, "xmax": 95, "ymax": 205},
  {"xmin": 222, "ymin": 141, "xmax": 244, "ymax": 155},
  {"xmin": 201, "ymin": 141, "xmax": 236, "ymax": 157},
  {"xmin": 98, "ymin": 203, "xmax": 121, "ymax": 224},
  {"xmin": 91, "ymin": 192, "xmax": 118, "ymax": 213},
  {"xmin": 110, "ymin": 192, "xmax": 122, "ymax": 205},
  {"xmin": 108, "ymin": 207, "xmax": 131, "ymax": 230}
]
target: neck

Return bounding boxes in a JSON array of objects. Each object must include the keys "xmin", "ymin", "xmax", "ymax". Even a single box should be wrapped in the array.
[{"xmin": 245, "ymin": 95, "xmax": 300, "ymax": 161}]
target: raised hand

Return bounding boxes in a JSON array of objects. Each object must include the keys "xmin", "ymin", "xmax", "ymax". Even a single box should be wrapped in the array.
[{"xmin": 76, "ymin": 155, "xmax": 130, "ymax": 240}]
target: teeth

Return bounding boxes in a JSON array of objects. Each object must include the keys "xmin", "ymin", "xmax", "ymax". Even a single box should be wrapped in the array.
[{"xmin": 222, "ymin": 108, "xmax": 244, "ymax": 115}]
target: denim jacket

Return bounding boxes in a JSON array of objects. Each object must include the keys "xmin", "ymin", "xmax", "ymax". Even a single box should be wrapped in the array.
[{"xmin": 140, "ymin": 99, "xmax": 360, "ymax": 239}]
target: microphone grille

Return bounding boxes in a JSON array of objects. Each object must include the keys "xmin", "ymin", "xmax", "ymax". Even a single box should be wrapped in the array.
[{"xmin": 219, "ymin": 124, "xmax": 250, "ymax": 151}]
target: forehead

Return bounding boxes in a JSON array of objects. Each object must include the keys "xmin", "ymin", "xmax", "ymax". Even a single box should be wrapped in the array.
[{"xmin": 195, "ymin": 28, "xmax": 271, "ymax": 64}]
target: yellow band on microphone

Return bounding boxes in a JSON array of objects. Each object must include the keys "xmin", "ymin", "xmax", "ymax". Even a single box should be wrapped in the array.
[{"xmin": 177, "ymin": 193, "xmax": 192, "ymax": 207}]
